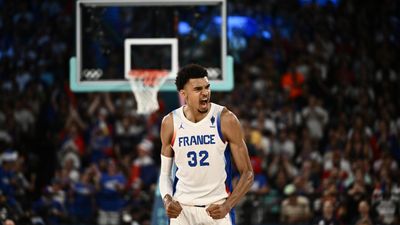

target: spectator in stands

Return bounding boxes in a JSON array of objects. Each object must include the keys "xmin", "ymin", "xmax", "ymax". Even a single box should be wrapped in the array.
[
  {"xmin": 94, "ymin": 160, "xmax": 126, "ymax": 225},
  {"xmin": 67, "ymin": 168, "xmax": 95, "ymax": 225},
  {"xmin": 31, "ymin": 186, "xmax": 67, "ymax": 225},
  {"xmin": 344, "ymin": 130, "xmax": 371, "ymax": 162},
  {"xmin": 312, "ymin": 199, "xmax": 340, "ymax": 225},
  {"xmin": 373, "ymin": 151, "xmax": 398, "ymax": 175},
  {"xmin": 323, "ymin": 149, "xmax": 353, "ymax": 190},
  {"xmin": 281, "ymin": 61, "xmax": 305, "ymax": 106},
  {"xmin": 13, "ymin": 153, "xmax": 36, "ymax": 210},
  {"xmin": 293, "ymin": 174, "xmax": 314, "ymax": 197},
  {"xmin": 372, "ymin": 120, "xmax": 398, "ymax": 161},
  {"xmin": 346, "ymin": 170, "xmax": 370, "ymax": 222},
  {"xmin": 87, "ymin": 107, "xmax": 114, "ymax": 163},
  {"xmin": 0, "ymin": 191, "xmax": 19, "ymax": 224},
  {"xmin": 295, "ymin": 135, "xmax": 322, "ymax": 168},
  {"xmin": 0, "ymin": 150, "xmax": 23, "ymax": 216},
  {"xmin": 13, "ymin": 99, "xmax": 36, "ymax": 135},
  {"xmin": 352, "ymin": 200, "xmax": 373, "ymax": 225},
  {"xmin": 373, "ymin": 191, "xmax": 399, "ymax": 225},
  {"xmin": 60, "ymin": 107, "xmax": 87, "ymax": 158},
  {"xmin": 128, "ymin": 139, "xmax": 158, "ymax": 192},
  {"xmin": 248, "ymin": 154, "xmax": 269, "ymax": 195},
  {"xmin": 280, "ymin": 184, "xmax": 311, "ymax": 225},
  {"xmin": 268, "ymin": 153, "xmax": 298, "ymax": 181},
  {"xmin": 271, "ymin": 128, "xmax": 296, "ymax": 160},
  {"xmin": 262, "ymin": 168, "xmax": 288, "ymax": 223},
  {"xmin": 347, "ymin": 116, "xmax": 372, "ymax": 140},
  {"xmin": 59, "ymin": 157, "xmax": 80, "ymax": 185},
  {"xmin": 301, "ymin": 96, "xmax": 329, "ymax": 141},
  {"xmin": 114, "ymin": 114, "xmax": 144, "ymax": 158}
]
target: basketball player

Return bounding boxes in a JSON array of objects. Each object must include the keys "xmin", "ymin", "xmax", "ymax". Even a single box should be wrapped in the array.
[{"xmin": 159, "ymin": 64, "xmax": 254, "ymax": 225}]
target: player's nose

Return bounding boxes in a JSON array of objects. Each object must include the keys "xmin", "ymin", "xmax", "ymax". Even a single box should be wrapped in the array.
[{"xmin": 201, "ymin": 88, "xmax": 209, "ymax": 96}]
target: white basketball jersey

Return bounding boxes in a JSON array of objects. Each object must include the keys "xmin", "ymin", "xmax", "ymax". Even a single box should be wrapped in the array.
[{"xmin": 171, "ymin": 103, "xmax": 233, "ymax": 206}]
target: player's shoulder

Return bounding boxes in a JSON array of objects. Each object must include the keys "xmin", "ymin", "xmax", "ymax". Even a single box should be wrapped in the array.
[
  {"xmin": 161, "ymin": 112, "xmax": 174, "ymax": 128},
  {"xmin": 219, "ymin": 105, "xmax": 239, "ymax": 124},
  {"xmin": 160, "ymin": 112, "xmax": 174, "ymax": 142}
]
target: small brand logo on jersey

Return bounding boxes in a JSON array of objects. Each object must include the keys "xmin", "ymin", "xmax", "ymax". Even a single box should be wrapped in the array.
[
  {"xmin": 179, "ymin": 123, "xmax": 184, "ymax": 129},
  {"xmin": 210, "ymin": 116, "xmax": 215, "ymax": 128}
]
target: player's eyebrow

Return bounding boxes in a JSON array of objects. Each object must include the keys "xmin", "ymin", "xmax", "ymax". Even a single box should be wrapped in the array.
[
  {"xmin": 193, "ymin": 83, "xmax": 210, "ymax": 91},
  {"xmin": 193, "ymin": 86, "xmax": 203, "ymax": 91}
]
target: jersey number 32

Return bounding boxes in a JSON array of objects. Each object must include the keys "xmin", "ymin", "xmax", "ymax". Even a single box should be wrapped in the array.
[{"xmin": 187, "ymin": 150, "xmax": 209, "ymax": 167}]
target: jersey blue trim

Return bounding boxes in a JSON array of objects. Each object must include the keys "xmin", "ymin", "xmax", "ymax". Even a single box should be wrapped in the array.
[
  {"xmin": 224, "ymin": 145, "xmax": 233, "ymax": 194},
  {"xmin": 230, "ymin": 209, "xmax": 236, "ymax": 225},
  {"xmin": 224, "ymin": 145, "xmax": 236, "ymax": 225},
  {"xmin": 217, "ymin": 111, "xmax": 225, "ymax": 143},
  {"xmin": 172, "ymin": 166, "xmax": 179, "ymax": 195},
  {"xmin": 172, "ymin": 109, "xmax": 178, "ymax": 117}
]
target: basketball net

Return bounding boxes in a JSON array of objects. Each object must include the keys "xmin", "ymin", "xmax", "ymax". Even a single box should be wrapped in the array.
[{"xmin": 127, "ymin": 69, "xmax": 169, "ymax": 115}]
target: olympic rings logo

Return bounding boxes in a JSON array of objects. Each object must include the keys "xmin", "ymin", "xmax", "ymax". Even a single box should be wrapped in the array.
[
  {"xmin": 206, "ymin": 67, "xmax": 221, "ymax": 79},
  {"xmin": 82, "ymin": 69, "xmax": 103, "ymax": 80}
]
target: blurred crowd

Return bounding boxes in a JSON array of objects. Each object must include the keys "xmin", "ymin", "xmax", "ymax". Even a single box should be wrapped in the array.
[{"xmin": 0, "ymin": 0, "xmax": 400, "ymax": 225}]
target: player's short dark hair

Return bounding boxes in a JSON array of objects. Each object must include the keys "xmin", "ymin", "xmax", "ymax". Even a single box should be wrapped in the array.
[{"xmin": 175, "ymin": 64, "xmax": 208, "ymax": 91}]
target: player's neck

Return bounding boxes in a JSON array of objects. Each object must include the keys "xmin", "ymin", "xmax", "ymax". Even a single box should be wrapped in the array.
[{"xmin": 183, "ymin": 104, "xmax": 210, "ymax": 123}]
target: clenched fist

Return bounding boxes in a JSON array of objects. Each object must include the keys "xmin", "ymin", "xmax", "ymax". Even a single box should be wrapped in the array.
[
  {"xmin": 163, "ymin": 194, "xmax": 183, "ymax": 218},
  {"xmin": 206, "ymin": 203, "xmax": 230, "ymax": 219}
]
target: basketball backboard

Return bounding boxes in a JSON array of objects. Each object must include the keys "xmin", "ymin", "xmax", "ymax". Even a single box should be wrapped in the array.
[{"xmin": 70, "ymin": 0, "xmax": 233, "ymax": 92}]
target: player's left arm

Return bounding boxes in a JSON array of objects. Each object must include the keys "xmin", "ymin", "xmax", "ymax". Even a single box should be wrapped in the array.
[{"xmin": 206, "ymin": 108, "xmax": 254, "ymax": 219}]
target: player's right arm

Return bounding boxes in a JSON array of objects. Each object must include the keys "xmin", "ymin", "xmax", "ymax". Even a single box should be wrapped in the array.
[{"xmin": 159, "ymin": 113, "xmax": 182, "ymax": 218}]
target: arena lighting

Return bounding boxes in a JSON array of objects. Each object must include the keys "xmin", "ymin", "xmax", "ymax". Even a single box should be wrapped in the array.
[
  {"xmin": 214, "ymin": 15, "xmax": 258, "ymax": 37},
  {"xmin": 299, "ymin": 0, "xmax": 340, "ymax": 7},
  {"xmin": 262, "ymin": 30, "xmax": 272, "ymax": 40},
  {"xmin": 178, "ymin": 21, "xmax": 192, "ymax": 35}
]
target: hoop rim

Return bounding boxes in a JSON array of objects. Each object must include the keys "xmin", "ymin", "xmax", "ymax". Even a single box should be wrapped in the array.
[
  {"xmin": 126, "ymin": 69, "xmax": 167, "ymax": 114},
  {"xmin": 127, "ymin": 69, "xmax": 170, "ymax": 86},
  {"xmin": 127, "ymin": 69, "xmax": 169, "ymax": 77}
]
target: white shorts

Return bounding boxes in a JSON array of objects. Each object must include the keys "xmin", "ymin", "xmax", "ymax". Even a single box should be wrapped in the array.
[{"xmin": 170, "ymin": 200, "xmax": 234, "ymax": 225}]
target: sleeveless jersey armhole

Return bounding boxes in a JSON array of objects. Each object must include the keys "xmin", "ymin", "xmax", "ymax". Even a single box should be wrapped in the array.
[
  {"xmin": 170, "ymin": 112, "xmax": 177, "ymax": 147},
  {"xmin": 216, "ymin": 109, "xmax": 226, "ymax": 143}
]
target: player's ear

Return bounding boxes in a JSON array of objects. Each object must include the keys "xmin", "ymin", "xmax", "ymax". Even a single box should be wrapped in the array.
[
  {"xmin": 180, "ymin": 89, "xmax": 189, "ymax": 103},
  {"xmin": 179, "ymin": 89, "xmax": 186, "ymax": 98}
]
